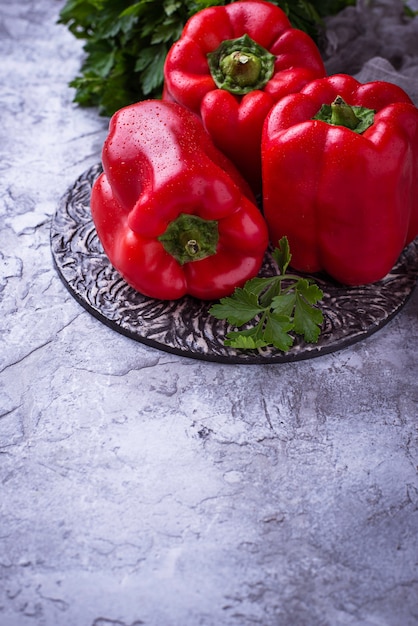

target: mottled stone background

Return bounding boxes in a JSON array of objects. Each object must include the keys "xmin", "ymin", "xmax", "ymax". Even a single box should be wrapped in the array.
[{"xmin": 1, "ymin": 2, "xmax": 418, "ymax": 625}]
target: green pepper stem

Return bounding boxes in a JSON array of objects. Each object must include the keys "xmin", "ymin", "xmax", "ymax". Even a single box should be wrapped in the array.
[
  {"xmin": 207, "ymin": 34, "xmax": 275, "ymax": 95},
  {"xmin": 158, "ymin": 213, "xmax": 219, "ymax": 265},
  {"xmin": 219, "ymin": 51, "xmax": 262, "ymax": 89},
  {"xmin": 312, "ymin": 95, "xmax": 375, "ymax": 134},
  {"xmin": 330, "ymin": 96, "xmax": 360, "ymax": 130}
]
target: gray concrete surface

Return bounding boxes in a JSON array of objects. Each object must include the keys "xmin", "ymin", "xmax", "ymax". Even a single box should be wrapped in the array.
[{"xmin": 1, "ymin": 2, "xmax": 418, "ymax": 625}]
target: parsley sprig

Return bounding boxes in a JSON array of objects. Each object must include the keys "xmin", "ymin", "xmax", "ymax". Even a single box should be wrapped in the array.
[{"xmin": 209, "ymin": 237, "xmax": 324, "ymax": 352}]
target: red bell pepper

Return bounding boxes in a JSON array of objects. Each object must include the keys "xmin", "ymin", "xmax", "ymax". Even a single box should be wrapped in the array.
[
  {"xmin": 262, "ymin": 74, "xmax": 418, "ymax": 285},
  {"xmin": 90, "ymin": 100, "xmax": 268, "ymax": 301},
  {"xmin": 163, "ymin": 0, "xmax": 325, "ymax": 193}
]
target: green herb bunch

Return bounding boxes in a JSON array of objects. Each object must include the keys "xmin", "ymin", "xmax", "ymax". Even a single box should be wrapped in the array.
[
  {"xmin": 209, "ymin": 237, "xmax": 324, "ymax": 351},
  {"xmin": 59, "ymin": 0, "xmax": 355, "ymax": 117}
]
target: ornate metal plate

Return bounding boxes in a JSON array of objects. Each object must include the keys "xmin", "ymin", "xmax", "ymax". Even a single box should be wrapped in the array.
[{"xmin": 50, "ymin": 164, "xmax": 418, "ymax": 364}]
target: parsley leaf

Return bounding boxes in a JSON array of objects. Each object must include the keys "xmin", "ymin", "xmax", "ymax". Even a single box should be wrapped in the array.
[
  {"xmin": 209, "ymin": 237, "xmax": 324, "ymax": 352},
  {"xmin": 292, "ymin": 286, "xmax": 324, "ymax": 343},
  {"xmin": 208, "ymin": 287, "xmax": 263, "ymax": 327},
  {"xmin": 225, "ymin": 325, "xmax": 270, "ymax": 350},
  {"xmin": 263, "ymin": 313, "xmax": 295, "ymax": 352}
]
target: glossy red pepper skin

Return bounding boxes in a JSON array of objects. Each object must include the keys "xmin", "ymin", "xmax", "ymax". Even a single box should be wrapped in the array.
[
  {"xmin": 90, "ymin": 100, "xmax": 268, "ymax": 301},
  {"xmin": 163, "ymin": 0, "xmax": 325, "ymax": 193},
  {"xmin": 262, "ymin": 74, "xmax": 418, "ymax": 285}
]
